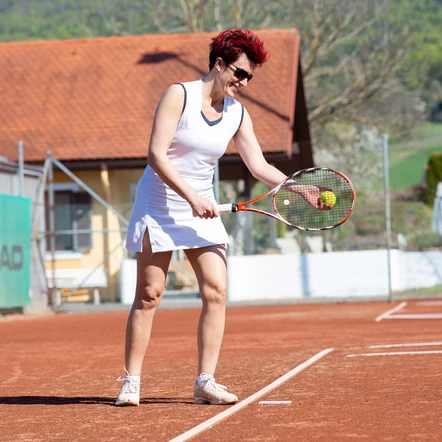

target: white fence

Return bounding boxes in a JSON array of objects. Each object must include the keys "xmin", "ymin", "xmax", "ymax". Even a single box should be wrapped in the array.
[
  {"xmin": 227, "ymin": 249, "xmax": 442, "ymax": 302},
  {"xmin": 119, "ymin": 249, "xmax": 442, "ymax": 304}
]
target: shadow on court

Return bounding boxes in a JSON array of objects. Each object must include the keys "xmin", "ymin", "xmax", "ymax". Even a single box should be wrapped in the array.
[{"xmin": 0, "ymin": 396, "xmax": 194, "ymax": 405}]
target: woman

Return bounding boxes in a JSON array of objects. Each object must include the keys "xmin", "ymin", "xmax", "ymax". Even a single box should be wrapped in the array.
[{"xmin": 116, "ymin": 28, "xmax": 326, "ymax": 406}]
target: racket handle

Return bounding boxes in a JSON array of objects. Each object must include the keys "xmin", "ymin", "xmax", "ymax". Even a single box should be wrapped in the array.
[{"xmin": 217, "ymin": 203, "xmax": 238, "ymax": 214}]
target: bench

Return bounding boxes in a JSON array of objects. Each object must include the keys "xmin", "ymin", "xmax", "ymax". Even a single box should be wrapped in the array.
[{"xmin": 46, "ymin": 268, "xmax": 108, "ymax": 306}]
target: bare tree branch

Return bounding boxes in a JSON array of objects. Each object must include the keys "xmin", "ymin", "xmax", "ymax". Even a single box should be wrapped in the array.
[
  {"xmin": 307, "ymin": 47, "xmax": 360, "ymax": 81},
  {"xmin": 213, "ymin": 0, "xmax": 224, "ymax": 31},
  {"xmin": 72, "ymin": 0, "xmax": 421, "ymax": 136},
  {"xmin": 297, "ymin": 0, "xmax": 417, "ymax": 131}
]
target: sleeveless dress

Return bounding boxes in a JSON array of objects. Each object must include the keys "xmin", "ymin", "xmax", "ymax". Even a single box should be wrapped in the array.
[{"xmin": 125, "ymin": 79, "xmax": 244, "ymax": 253}]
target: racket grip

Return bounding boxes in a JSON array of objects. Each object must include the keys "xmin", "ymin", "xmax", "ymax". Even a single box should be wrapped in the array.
[{"xmin": 217, "ymin": 203, "xmax": 238, "ymax": 214}]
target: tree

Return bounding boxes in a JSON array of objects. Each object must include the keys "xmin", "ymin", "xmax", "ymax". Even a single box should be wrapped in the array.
[
  {"xmin": 0, "ymin": 0, "xmax": 432, "ymax": 183},
  {"xmin": 71, "ymin": 0, "xmax": 424, "ymax": 190},
  {"xmin": 294, "ymin": 1, "xmax": 415, "ymax": 126},
  {"xmin": 286, "ymin": 0, "xmax": 423, "ymax": 188}
]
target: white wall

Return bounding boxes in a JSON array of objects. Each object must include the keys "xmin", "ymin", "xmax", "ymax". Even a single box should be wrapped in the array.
[
  {"xmin": 226, "ymin": 249, "xmax": 442, "ymax": 302},
  {"xmin": 403, "ymin": 251, "xmax": 442, "ymax": 290},
  {"xmin": 119, "ymin": 250, "xmax": 442, "ymax": 304},
  {"xmin": 120, "ymin": 259, "xmax": 137, "ymax": 305}
]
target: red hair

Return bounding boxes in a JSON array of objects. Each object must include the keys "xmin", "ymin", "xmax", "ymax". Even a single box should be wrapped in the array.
[{"xmin": 208, "ymin": 29, "xmax": 270, "ymax": 70}]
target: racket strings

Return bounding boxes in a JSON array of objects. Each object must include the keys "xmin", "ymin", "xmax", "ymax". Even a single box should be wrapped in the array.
[{"xmin": 274, "ymin": 169, "xmax": 355, "ymax": 230}]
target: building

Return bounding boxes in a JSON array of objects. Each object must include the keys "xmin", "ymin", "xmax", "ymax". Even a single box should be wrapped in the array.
[{"xmin": 0, "ymin": 29, "xmax": 314, "ymax": 303}]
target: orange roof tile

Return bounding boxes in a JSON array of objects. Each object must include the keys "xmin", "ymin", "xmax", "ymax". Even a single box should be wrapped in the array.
[{"xmin": 0, "ymin": 29, "xmax": 301, "ymax": 163}]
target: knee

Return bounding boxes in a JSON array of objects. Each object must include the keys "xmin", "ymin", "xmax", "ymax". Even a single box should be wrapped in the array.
[
  {"xmin": 201, "ymin": 281, "xmax": 227, "ymax": 306},
  {"xmin": 134, "ymin": 283, "xmax": 163, "ymax": 310}
]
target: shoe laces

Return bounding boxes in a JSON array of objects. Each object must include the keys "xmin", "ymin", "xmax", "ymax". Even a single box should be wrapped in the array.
[
  {"xmin": 118, "ymin": 380, "xmax": 139, "ymax": 394},
  {"xmin": 116, "ymin": 367, "xmax": 140, "ymax": 393},
  {"xmin": 199, "ymin": 374, "xmax": 227, "ymax": 391}
]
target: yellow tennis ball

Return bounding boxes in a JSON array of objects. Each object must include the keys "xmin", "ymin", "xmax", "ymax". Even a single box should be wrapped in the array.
[{"xmin": 320, "ymin": 191, "xmax": 336, "ymax": 206}]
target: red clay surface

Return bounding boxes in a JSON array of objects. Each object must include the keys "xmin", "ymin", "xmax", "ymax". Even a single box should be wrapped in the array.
[{"xmin": 1, "ymin": 300, "xmax": 441, "ymax": 441}]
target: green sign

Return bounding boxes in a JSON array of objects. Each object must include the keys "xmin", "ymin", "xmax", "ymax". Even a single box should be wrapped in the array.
[{"xmin": 0, "ymin": 194, "xmax": 32, "ymax": 309}]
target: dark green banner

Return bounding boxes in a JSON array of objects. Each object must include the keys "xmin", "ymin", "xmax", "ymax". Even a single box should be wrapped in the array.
[{"xmin": 0, "ymin": 194, "xmax": 32, "ymax": 309}]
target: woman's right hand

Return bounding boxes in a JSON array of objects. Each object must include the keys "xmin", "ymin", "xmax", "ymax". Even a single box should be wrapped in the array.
[{"xmin": 190, "ymin": 196, "xmax": 219, "ymax": 219}]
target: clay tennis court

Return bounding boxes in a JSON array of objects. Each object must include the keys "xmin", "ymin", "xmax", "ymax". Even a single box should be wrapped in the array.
[{"xmin": 1, "ymin": 299, "xmax": 441, "ymax": 441}]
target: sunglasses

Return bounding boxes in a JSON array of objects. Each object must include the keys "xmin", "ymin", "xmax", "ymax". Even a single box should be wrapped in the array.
[{"xmin": 229, "ymin": 64, "xmax": 253, "ymax": 82}]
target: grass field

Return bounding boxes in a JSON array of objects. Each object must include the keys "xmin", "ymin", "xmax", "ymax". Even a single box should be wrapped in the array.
[
  {"xmin": 389, "ymin": 144, "xmax": 442, "ymax": 190},
  {"xmin": 389, "ymin": 123, "xmax": 442, "ymax": 191}
]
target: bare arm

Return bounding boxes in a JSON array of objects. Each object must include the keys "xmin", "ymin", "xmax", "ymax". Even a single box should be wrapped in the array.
[
  {"xmin": 234, "ymin": 108, "xmax": 331, "ymax": 210},
  {"xmin": 233, "ymin": 108, "xmax": 288, "ymax": 187},
  {"xmin": 148, "ymin": 84, "xmax": 219, "ymax": 218}
]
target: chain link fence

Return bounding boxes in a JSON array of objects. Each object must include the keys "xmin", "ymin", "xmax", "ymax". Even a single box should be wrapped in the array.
[
  {"xmin": 220, "ymin": 139, "xmax": 442, "ymax": 256},
  {"xmin": 222, "ymin": 183, "xmax": 442, "ymax": 255}
]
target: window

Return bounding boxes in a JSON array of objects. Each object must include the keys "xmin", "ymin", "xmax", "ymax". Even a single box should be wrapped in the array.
[{"xmin": 46, "ymin": 187, "xmax": 92, "ymax": 252}]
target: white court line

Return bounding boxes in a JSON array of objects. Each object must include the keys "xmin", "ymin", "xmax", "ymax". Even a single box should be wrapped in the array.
[
  {"xmin": 383, "ymin": 314, "xmax": 442, "ymax": 319},
  {"xmin": 368, "ymin": 341, "xmax": 442, "ymax": 349},
  {"xmin": 168, "ymin": 348, "xmax": 334, "ymax": 442},
  {"xmin": 375, "ymin": 301, "xmax": 407, "ymax": 322},
  {"xmin": 259, "ymin": 400, "xmax": 292, "ymax": 405},
  {"xmin": 416, "ymin": 300, "xmax": 442, "ymax": 306},
  {"xmin": 346, "ymin": 350, "xmax": 442, "ymax": 357}
]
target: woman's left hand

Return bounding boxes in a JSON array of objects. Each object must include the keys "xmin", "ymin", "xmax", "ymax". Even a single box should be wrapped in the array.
[{"xmin": 285, "ymin": 183, "xmax": 333, "ymax": 211}]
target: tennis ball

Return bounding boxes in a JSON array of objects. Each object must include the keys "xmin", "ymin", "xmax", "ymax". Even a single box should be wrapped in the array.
[{"xmin": 320, "ymin": 191, "xmax": 336, "ymax": 206}]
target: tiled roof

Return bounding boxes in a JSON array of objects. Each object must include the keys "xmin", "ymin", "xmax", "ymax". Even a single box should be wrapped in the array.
[{"xmin": 0, "ymin": 29, "xmax": 301, "ymax": 163}]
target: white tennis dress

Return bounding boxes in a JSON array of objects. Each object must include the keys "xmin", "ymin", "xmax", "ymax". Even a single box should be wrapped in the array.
[{"xmin": 126, "ymin": 79, "xmax": 244, "ymax": 253}]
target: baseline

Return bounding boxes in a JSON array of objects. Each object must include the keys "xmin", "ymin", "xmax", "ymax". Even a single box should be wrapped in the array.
[
  {"xmin": 384, "ymin": 313, "xmax": 442, "ymax": 320},
  {"xmin": 168, "ymin": 348, "xmax": 334, "ymax": 442},
  {"xmin": 367, "ymin": 341, "xmax": 442, "ymax": 348},
  {"xmin": 346, "ymin": 350, "xmax": 442, "ymax": 357},
  {"xmin": 416, "ymin": 300, "xmax": 442, "ymax": 306}
]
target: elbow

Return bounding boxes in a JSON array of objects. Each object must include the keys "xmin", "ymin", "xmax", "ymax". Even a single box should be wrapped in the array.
[
  {"xmin": 147, "ymin": 152, "xmax": 171, "ymax": 177},
  {"xmin": 249, "ymin": 165, "xmax": 269, "ymax": 183},
  {"xmin": 147, "ymin": 151, "xmax": 163, "ymax": 170}
]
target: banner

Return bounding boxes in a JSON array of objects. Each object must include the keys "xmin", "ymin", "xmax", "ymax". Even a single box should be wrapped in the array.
[{"xmin": 0, "ymin": 194, "xmax": 32, "ymax": 308}]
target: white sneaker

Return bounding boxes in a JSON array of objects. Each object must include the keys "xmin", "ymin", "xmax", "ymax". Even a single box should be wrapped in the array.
[
  {"xmin": 115, "ymin": 368, "xmax": 140, "ymax": 406},
  {"xmin": 194, "ymin": 373, "xmax": 238, "ymax": 405}
]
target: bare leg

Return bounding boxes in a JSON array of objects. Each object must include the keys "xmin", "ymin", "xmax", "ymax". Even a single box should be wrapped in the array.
[
  {"xmin": 124, "ymin": 230, "xmax": 172, "ymax": 376},
  {"xmin": 185, "ymin": 245, "xmax": 227, "ymax": 375}
]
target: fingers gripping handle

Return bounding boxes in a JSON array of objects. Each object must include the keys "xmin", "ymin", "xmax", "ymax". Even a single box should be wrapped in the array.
[{"xmin": 217, "ymin": 203, "xmax": 238, "ymax": 214}]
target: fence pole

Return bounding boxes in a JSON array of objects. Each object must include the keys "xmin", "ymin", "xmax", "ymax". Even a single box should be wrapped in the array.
[
  {"xmin": 382, "ymin": 133, "xmax": 393, "ymax": 301},
  {"xmin": 47, "ymin": 152, "xmax": 58, "ymax": 306},
  {"xmin": 18, "ymin": 140, "xmax": 24, "ymax": 196}
]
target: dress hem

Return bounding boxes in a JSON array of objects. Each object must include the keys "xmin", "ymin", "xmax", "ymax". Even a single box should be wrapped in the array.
[{"xmin": 125, "ymin": 241, "xmax": 229, "ymax": 254}]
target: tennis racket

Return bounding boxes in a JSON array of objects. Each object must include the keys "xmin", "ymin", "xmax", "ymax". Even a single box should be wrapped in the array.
[{"xmin": 217, "ymin": 167, "xmax": 356, "ymax": 231}]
